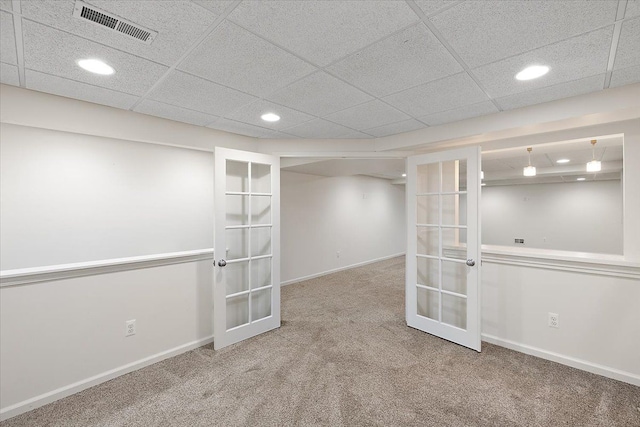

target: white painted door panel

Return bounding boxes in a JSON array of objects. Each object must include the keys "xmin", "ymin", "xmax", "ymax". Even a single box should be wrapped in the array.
[
  {"xmin": 406, "ymin": 146, "xmax": 481, "ymax": 351},
  {"xmin": 214, "ymin": 147, "xmax": 280, "ymax": 349}
]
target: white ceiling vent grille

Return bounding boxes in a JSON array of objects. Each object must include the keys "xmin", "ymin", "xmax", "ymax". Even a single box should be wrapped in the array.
[{"xmin": 73, "ymin": 1, "xmax": 157, "ymax": 44}]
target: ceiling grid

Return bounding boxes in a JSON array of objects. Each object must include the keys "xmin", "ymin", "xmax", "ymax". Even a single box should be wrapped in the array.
[{"xmin": 0, "ymin": 0, "xmax": 637, "ymax": 139}]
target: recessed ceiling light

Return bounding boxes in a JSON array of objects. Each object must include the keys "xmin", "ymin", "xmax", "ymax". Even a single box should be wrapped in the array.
[
  {"xmin": 576, "ymin": 177, "xmax": 586, "ymax": 181},
  {"xmin": 557, "ymin": 159, "xmax": 570, "ymax": 164},
  {"xmin": 402, "ymin": 173, "xmax": 406, "ymax": 177},
  {"xmin": 261, "ymin": 113, "xmax": 280, "ymax": 122},
  {"xmin": 77, "ymin": 58, "xmax": 115, "ymax": 75},
  {"xmin": 481, "ymin": 183, "xmax": 487, "ymax": 186},
  {"xmin": 515, "ymin": 65, "xmax": 549, "ymax": 81}
]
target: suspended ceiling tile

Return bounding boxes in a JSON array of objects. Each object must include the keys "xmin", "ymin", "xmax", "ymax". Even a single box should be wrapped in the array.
[
  {"xmin": 323, "ymin": 100, "xmax": 410, "ymax": 131},
  {"xmin": 179, "ymin": 21, "xmax": 316, "ymax": 97},
  {"xmin": 419, "ymin": 101, "xmax": 498, "ymax": 126},
  {"xmin": 192, "ymin": 0, "xmax": 235, "ymax": 15},
  {"xmin": 283, "ymin": 119, "xmax": 358, "ymax": 139},
  {"xmin": 383, "ymin": 72, "xmax": 489, "ymax": 117},
  {"xmin": 0, "ymin": 1, "xmax": 11, "ymax": 12},
  {"xmin": 625, "ymin": 0, "xmax": 640, "ymax": 19},
  {"xmin": 23, "ymin": 21, "xmax": 169, "ymax": 96},
  {"xmin": 148, "ymin": 71, "xmax": 256, "ymax": 117},
  {"xmin": 134, "ymin": 99, "xmax": 218, "ymax": 126},
  {"xmin": 610, "ymin": 65, "xmax": 640, "ymax": 88},
  {"xmin": 1, "ymin": 11, "xmax": 17, "ymax": 64},
  {"xmin": 25, "ymin": 70, "xmax": 140, "ymax": 109},
  {"xmin": 327, "ymin": 24, "xmax": 462, "ymax": 97},
  {"xmin": 21, "ymin": 1, "xmax": 219, "ymax": 66},
  {"xmin": 600, "ymin": 146, "xmax": 624, "ymax": 162},
  {"xmin": 0, "ymin": 62, "xmax": 19, "ymax": 86},
  {"xmin": 227, "ymin": 1, "xmax": 419, "ymax": 67},
  {"xmin": 414, "ymin": 0, "xmax": 459, "ymax": 17},
  {"xmin": 365, "ymin": 119, "xmax": 426, "ymax": 138},
  {"xmin": 613, "ymin": 17, "xmax": 640, "ymax": 70},
  {"xmin": 495, "ymin": 74, "xmax": 605, "ymax": 111},
  {"xmin": 335, "ymin": 130, "xmax": 374, "ymax": 139},
  {"xmin": 480, "ymin": 159, "xmax": 515, "ymax": 173},
  {"xmin": 472, "ymin": 27, "xmax": 612, "ymax": 99},
  {"xmin": 430, "ymin": 0, "xmax": 618, "ymax": 68},
  {"xmin": 266, "ymin": 71, "xmax": 373, "ymax": 117},
  {"xmin": 225, "ymin": 99, "xmax": 315, "ymax": 130},
  {"xmin": 208, "ymin": 118, "xmax": 280, "ymax": 139}
]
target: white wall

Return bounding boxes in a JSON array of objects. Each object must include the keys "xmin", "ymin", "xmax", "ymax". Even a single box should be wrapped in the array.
[
  {"xmin": 0, "ymin": 118, "xmax": 219, "ymax": 419},
  {"xmin": 0, "ymin": 124, "xmax": 214, "ymax": 270},
  {"xmin": 0, "ymin": 260, "xmax": 213, "ymax": 411},
  {"xmin": 280, "ymin": 171, "xmax": 406, "ymax": 284},
  {"xmin": 482, "ymin": 263, "xmax": 640, "ymax": 382},
  {"xmin": 481, "ymin": 180, "xmax": 623, "ymax": 254}
]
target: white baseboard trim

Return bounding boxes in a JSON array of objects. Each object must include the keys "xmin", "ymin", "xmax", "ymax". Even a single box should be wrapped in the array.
[
  {"xmin": 281, "ymin": 252, "xmax": 405, "ymax": 287},
  {"xmin": 482, "ymin": 333, "xmax": 640, "ymax": 387},
  {"xmin": 0, "ymin": 334, "xmax": 215, "ymax": 422}
]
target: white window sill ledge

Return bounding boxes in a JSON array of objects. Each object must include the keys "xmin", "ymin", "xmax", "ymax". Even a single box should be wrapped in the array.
[{"xmin": 481, "ymin": 245, "xmax": 640, "ymax": 279}]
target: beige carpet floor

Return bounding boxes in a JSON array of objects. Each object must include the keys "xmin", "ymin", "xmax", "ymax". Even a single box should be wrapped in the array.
[{"xmin": 2, "ymin": 256, "xmax": 639, "ymax": 426}]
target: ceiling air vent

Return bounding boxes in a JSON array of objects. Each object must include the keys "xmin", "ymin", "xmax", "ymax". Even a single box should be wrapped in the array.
[{"xmin": 73, "ymin": 1, "xmax": 157, "ymax": 44}]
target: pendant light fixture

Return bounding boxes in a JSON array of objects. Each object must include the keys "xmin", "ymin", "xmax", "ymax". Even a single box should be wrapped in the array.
[
  {"xmin": 586, "ymin": 139, "xmax": 602, "ymax": 172},
  {"xmin": 523, "ymin": 147, "xmax": 536, "ymax": 177}
]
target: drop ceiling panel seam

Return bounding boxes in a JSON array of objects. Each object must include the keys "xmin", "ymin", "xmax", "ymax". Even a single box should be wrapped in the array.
[
  {"xmin": 11, "ymin": 0, "xmax": 24, "ymax": 87},
  {"xmin": 19, "ymin": 17, "xmax": 174, "ymax": 70},
  {"xmin": 222, "ymin": 18, "xmax": 421, "ymax": 125},
  {"xmin": 604, "ymin": 0, "xmax": 629, "ymax": 88},
  {"xmin": 129, "ymin": 0, "xmax": 242, "ymax": 110},
  {"xmin": 464, "ymin": 19, "xmax": 634, "ymax": 75},
  {"xmin": 404, "ymin": 0, "xmax": 501, "ymax": 112},
  {"xmin": 22, "ymin": 68, "xmax": 146, "ymax": 98},
  {"xmin": 422, "ymin": 0, "xmax": 465, "ymax": 18},
  {"xmin": 604, "ymin": 21, "xmax": 625, "ymax": 89}
]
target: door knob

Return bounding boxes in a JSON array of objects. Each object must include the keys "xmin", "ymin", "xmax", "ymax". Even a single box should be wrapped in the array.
[
  {"xmin": 466, "ymin": 259, "xmax": 475, "ymax": 267},
  {"xmin": 218, "ymin": 259, "xmax": 227, "ymax": 267}
]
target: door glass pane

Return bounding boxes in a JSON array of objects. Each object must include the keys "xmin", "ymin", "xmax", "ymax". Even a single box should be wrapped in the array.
[
  {"xmin": 417, "ymin": 287, "xmax": 439, "ymax": 321},
  {"xmin": 251, "ymin": 195, "xmax": 271, "ymax": 225},
  {"xmin": 226, "ymin": 228, "xmax": 248, "ymax": 260},
  {"xmin": 417, "ymin": 257, "xmax": 438, "ymax": 289},
  {"xmin": 442, "ymin": 260, "xmax": 467, "ymax": 295},
  {"xmin": 251, "ymin": 227, "xmax": 271, "ymax": 257},
  {"xmin": 441, "ymin": 194, "xmax": 465, "ymax": 226},
  {"xmin": 226, "ymin": 294, "xmax": 249, "ymax": 329},
  {"xmin": 227, "ymin": 160, "xmax": 248, "ymax": 192},
  {"xmin": 417, "ymin": 195, "xmax": 439, "ymax": 224},
  {"xmin": 226, "ymin": 195, "xmax": 249, "ymax": 226},
  {"xmin": 251, "ymin": 163, "xmax": 271, "ymax": 193},
  {"xmin": 251, "ymin": 257, "xmax": 271, "ymax": 289},
  {"xmin": 417, "ymin": 162, "xmax": 439, "ymax": 193},
  {"xmin": 417, "ymin": 226, "xmax": 438, "ymax": 256},
  {"xmin": 442, "ymin": 294, "xmax": 466, "ymax": 329},
  {"xmin": 225, "ymin": 261, "xmax": 249, "ymax": 295},
  {"xmin": 442, "ymin": 228, "xmax": 466, "ymax": 260},
  {"xmin": 251, "ymin": 288, "xmax": 272, "ymax": 321},
  {"xmin": 442, "ymin": 159, "xmax": 466, "ymax": 192}
]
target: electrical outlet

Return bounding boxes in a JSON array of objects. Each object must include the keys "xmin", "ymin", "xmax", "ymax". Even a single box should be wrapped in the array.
[
  {"xmin": 336, "ymin": 251, "xmax": 340, "ymax": 258},
  {"xmin": 548, "ymin": 313, "xmax": 559, "ymax": 328},
  {"xmin": 125, "ymin": 319, "xmax": 136, "ymax": 337}
]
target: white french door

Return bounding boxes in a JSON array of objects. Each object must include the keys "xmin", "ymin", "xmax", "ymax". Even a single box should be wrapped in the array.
[
  {"xmin": 406, "ymin": 146, "xmax": 481, "ymax": 351},
  {"xmin": 213, "ymin": 147, "xmax": 280, "ymax": 350}
]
